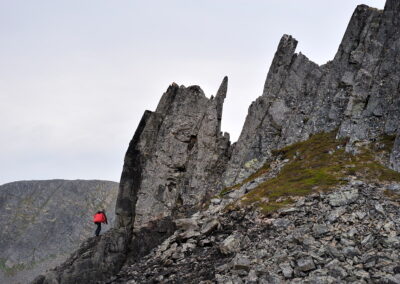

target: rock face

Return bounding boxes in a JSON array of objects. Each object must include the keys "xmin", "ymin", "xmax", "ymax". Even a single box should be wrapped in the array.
[
  {"xmin": 224, "ymin": 0, "xmax": 400, "ymax": 186},
  {"xmin": 0, "ymin": 180, "xmax": 118, "ymax": 284},
  {"xmin": 116, "ymin": 77, "xmax": 231, "ymax": 229}
]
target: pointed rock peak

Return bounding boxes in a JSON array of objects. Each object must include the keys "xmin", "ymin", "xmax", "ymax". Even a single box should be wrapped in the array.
[
  {"xmin": 216, "ymin": 76, "xmax": 228, "ymax": 100},
  {"xmin": 156, "ymin": 83, "xmax": 180, "ymax": 114},
  {"xmin": 262, "ymin": 35, "xmax": 298, "ymax": 96},
  {"xmin": 267, "ymin": 34, "xmax": 298, "ymax": 74},
  {"xmin": 384, "ymin": 0, "xmax": 400, "ymax": 13},
  {"xmin": 214, "ymin": 77, "xmax": 228, "ymax": 129},
  {"xmin": 277, "ymin": 34, "xmax": 298, "ymax": 58},
  {"xmin": 169, "ymin": 82, "xmax": 179, "ymax": 89}
]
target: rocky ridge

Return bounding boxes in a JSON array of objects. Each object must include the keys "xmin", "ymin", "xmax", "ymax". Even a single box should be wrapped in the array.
[
  {"xmin": 0, "ymin": 179, "xmax": 118, "ymax": 284},
  {"xmin": 224, "ymin": 1, "xmax": 400, "ymax": 186},
  {"xmin": 32, "ymin": 0, "xmax": 400, "ymax": 283}
]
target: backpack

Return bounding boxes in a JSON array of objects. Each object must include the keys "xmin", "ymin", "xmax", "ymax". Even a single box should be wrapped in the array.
[{"xmin": 93, "ymin": 212, "xmax": 105, "ymax": 223}]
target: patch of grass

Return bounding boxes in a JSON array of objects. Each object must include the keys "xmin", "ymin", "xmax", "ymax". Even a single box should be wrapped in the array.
[
  {"xmin": 219, "ymin": 162, "xmax": 271, "ymax": 196},
  {"xmin": 232, "ymin": 131, "xmax": 400, "ymax": 215},
  {"xmin": 257, "ymin": 198, "xmax": 293, "ymax": 215}
]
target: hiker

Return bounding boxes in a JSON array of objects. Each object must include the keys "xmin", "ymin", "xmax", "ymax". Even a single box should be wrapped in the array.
[{"xmin": 93, "ymin": 210, "xmax": 108, "ymax": 236}]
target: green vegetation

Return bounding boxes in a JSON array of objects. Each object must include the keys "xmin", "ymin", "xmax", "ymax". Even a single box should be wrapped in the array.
[
  {"xmin": 0, "ymin": 258, "xmax": 32, "ymax": 277},
  {"xmin": 0, "ymin": 258, "xmax": 5, "ymax": 270},
  {"xmin": 224, "ymin": 131, "xmax": 400, "ymax": 215},
  {"xmin": 219, "ymin": 162, "xmax": 271, "ymax": 196}
]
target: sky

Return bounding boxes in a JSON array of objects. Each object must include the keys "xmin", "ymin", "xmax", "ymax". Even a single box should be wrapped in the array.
[{"xmin": 0, "ymin": 0, "xmax": 386, "ymax": 185}]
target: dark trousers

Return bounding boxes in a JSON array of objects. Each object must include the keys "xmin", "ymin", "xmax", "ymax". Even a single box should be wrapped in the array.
[{"xmin": 95, "ymin": 222, "xmax": 101, "ymax": 236}]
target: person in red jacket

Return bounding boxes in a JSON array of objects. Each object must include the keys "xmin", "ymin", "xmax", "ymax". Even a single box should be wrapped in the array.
[{"xmin": 93, "ymin": 210, "xmax": 108, "ymax": 236}]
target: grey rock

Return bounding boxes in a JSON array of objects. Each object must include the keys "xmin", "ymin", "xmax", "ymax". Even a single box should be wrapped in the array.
[
  {"xmin": 178, "ymin": 229, "xmax": 200, "ymax": 240},
  {"xmin": 383, "ymin": 236, "xmax": 400, "ymax": 248},
  {"xmin": 200, "ymin": 218, "xmax": 221, "ymax": 235},
  {"xmin": 355, "ymin": 211, "xmax": 367, "ymax": 220},
  {"xmin": 273, "ymin": 218, "xmax": 291, "ymax": 228},
  {"xmin": 219, "ymin": 233, "xmax": 242, "ymax": 255},
  {"xmin": 297, "ymin": 257, "xmax": 316, "ymax": 272},
  {"xmin": 387, "ymin": 183, "xmax": 400, "ymax": 192},
  {"xmin": 342, "ymin": 246, "xmax": 361, "ymax": 257},
  {"xmin": 361, "ymin": 234, "xmax": 374, "ymax": 247},
  {"xmin": 175, "ymin": 218, "xmax": 199, "ymax": 231},
  {"xmin": 247, "ymin": 269, "xmax": 258, "ymax": 282},
  {"xmin": 354, "ymin": 269, "xmax": 370, "ymax": 279},
  {"xmin": 381, "ymin": 275, "xmax": 400, "ymax": 284},
  {"xmin": 328, "ymin": 189, "xmax": 359, "ymax": 207},
  {"xmin": 231, "ymin": 254, "xmax": 251, "ymax": 271},
  {"xmin": 211, "ymin": 198, "xmax": 222, "ymax": 205},
  {"xmin": 279, "ymin": 262, "xmax": 293, "ymax": 278},
  {"xmin": 375, "ymin": 203, "xmax": 385, "ymax": 215},
  {"xmin": 326, "ymin": 260, "xmax": 348, "ymax": 279},
  {"xmin": 327, "ymin": 207, "xmax": 347, "ymax": 222},
  {"xmin": 391, "ymin": 130, "xmax": 400, "ymax": 171},
  {"xmin": 312, "ymin": 224, "xmax": 330, "ymax": 237}
]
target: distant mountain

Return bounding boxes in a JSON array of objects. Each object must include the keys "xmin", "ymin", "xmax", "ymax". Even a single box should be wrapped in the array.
[{"xmin": 0, "ymin": 179, "xmax": 118, "ymax": 284}]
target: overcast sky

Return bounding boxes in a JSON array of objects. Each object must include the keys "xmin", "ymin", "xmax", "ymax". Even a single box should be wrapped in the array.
[{"xmin": 0, "ymin": 0, "xmax": 385, "ymax": 185}]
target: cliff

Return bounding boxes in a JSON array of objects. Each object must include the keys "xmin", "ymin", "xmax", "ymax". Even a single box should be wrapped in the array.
[
  {"xmin": 32, "ymin": 0, "xmax": 400, "ymax": 283},
  {"xmin": 224, "ymin": 1, "xmax": 400, "ymax": 186},
  {"xmin": 116, "ymin": 78, "xmax": 231, "ymax": 230},
  {"xmin": 0, "ymin": 179, "xmax": 118, "ymax": 284}
]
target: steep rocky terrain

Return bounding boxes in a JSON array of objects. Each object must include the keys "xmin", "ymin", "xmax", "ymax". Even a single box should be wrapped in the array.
[
  {"xmin": 224, "ymin": 1, "xmax": 400, "ymax": 186},
  {"xmin": 0, "ymin": 180, "xmax": 118, "ymax": 284},
  {"xmin": 111, "ymin": 130, "xmax": 400, "ymax": 283},
  {"xmin": 33, "ymin": 0, "xmax": 400, "ymax": 283},
  {"xmin": 114, "ymin": 180, "xmax": 400, "ymax": 284}
]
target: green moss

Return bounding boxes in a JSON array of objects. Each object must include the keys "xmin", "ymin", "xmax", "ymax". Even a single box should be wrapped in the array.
[{"xmin": 232, "ymin": 131, "xmax": 400, "ymax": 215}]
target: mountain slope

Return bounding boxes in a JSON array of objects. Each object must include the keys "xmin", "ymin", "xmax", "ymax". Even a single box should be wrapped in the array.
[
  {"xmin": 33, "ymin": 0, "xmax": 400, "ymax": 283},
  {"xmin": 0, "ymin": 179, "xmax": 118, "ymax": 284}
]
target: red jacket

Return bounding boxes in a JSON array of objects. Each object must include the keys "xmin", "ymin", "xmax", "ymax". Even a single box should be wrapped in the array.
[{"xmin": 93, "ymin": 212, "xmax": 107, "ymax": 224}]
